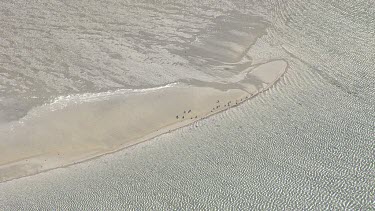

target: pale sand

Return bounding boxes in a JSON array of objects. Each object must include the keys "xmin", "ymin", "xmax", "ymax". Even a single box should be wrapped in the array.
[{"xmin": 0, "ymin": 60, "xmax": 287, "ymax": 183}]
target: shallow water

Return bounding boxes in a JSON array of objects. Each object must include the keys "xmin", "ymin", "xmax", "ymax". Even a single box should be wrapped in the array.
[{"xmin": 0, "ymin": 0, "xmax": 374, "ymax": 209}]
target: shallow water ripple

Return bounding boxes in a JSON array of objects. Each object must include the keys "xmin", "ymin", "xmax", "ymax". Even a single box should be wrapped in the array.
[{"xmin": 0, "ymin": 0, "xmax": 374, "ymax": 210}]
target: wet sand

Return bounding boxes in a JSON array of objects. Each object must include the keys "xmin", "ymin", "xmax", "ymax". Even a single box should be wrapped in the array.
[{"xmin": 0, "ymin": 60, "xmax": 287, "ymax": 183}]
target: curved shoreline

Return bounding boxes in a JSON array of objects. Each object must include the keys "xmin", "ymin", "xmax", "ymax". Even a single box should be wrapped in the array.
[{"xmin": 0, "ymin": 60, "xmax": 288, "ymax": 184}]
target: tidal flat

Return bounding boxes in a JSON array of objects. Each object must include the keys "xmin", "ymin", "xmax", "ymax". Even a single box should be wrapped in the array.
[{"xmin": 0, "ymin": 0, "xmax": 374, "ymax": 210}]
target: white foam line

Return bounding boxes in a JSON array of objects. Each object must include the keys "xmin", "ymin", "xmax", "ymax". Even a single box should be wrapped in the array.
[
  {"xmin": 51, "ymin": 82, "xmax": 179, "ymax": 106},
  {"xmin": 15, "ymin": 82, "xmax": 180, "ymax": 125}
]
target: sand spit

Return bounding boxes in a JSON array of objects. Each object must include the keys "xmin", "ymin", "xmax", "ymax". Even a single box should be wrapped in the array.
[{"xmin": 0, "ymin": 60, "xmax": 287, "ymax": 183}]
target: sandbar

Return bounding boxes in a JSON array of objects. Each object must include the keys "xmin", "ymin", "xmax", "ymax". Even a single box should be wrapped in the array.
[{"xmin": 0, "ymin": 60, "xmax": 287, "ymax": 183}]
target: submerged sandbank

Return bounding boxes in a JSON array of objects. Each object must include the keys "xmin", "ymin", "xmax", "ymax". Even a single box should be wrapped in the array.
[{"xmin": 0, "ymin": 60, "xmax": 287, "ymax": 183}]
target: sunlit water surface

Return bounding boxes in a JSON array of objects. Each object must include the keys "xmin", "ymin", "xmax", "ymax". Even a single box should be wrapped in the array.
[{"xmin": 0, "ymin": 0, "xmax": 374, "ymax": 209}]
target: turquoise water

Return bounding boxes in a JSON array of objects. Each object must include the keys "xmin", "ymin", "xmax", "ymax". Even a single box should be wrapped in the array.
[{"xmin": 0, "ymin": 0, "xmax": 374, "ymax": 209}]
